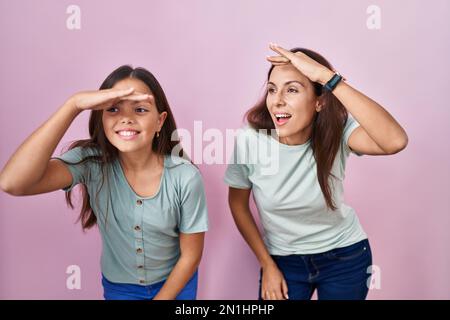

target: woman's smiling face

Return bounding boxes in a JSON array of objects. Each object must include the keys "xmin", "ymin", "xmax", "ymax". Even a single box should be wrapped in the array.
[
  {"xmin": 266, "ymin": 64, "xmax": 321, "ymax": 145},
  {"xmin": 102, "ymin": 77, "xmax": 167, "ymax": 154}
]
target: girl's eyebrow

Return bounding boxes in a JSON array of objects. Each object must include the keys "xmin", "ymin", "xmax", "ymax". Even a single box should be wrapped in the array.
[{"xmin": 116, "ymin": 100, "xmax": 151, "ymax": 107}]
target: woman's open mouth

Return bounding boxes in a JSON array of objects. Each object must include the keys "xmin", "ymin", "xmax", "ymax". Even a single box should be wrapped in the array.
[
  {"xmin": 115, "ymin": 130, "xmax": 140, "ymax": 141},
  {"xmin": 274, "ymin": 113, "xmax": 292, "ymax": 126}
]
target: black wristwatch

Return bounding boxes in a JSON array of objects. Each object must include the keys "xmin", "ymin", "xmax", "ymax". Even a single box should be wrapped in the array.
[{"xmin": 323, "ymin": 72, "xmax": 343, "ymax": 92}]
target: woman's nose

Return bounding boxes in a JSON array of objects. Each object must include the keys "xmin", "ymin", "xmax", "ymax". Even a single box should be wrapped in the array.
[{"xmin": 275, "ymin": 92, "xmax": 285, "ymax": 106}]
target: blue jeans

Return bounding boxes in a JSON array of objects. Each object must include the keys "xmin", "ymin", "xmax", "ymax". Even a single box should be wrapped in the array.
[
  {"xmin": 102, "ymin": 270, "xmax": 198, "ymax": 300},
  {"xmin": 259, "ymin": 239, "xmax": 373, "ymax": 300}
]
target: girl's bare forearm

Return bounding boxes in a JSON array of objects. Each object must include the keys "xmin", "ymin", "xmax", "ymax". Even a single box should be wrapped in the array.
[{"xmin": 0, "ymin": 99, "xmax": 81, "ymax": 193}]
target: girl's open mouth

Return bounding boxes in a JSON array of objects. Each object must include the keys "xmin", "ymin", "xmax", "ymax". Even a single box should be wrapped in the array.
[{"xmin": 116, "ymin": 130, "xmax": 140, "ymax": 141}]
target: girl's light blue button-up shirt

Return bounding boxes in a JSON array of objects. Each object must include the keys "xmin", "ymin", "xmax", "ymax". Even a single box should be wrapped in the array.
[{"xmin": 54, "ymin": 147, "xmax": 208, "ymax": 285}]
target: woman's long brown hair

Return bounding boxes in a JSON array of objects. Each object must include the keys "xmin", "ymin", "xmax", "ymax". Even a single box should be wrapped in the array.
[
  {"xmin": 246, "ymin": 48, "xmax": 348, "ymax": 211},
  {"xmin": 60, "ymin": 65, "xmax": 183, "ymax": 231}
]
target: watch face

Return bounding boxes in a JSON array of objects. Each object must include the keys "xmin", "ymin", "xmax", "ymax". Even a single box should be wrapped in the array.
[
  {"xmin": 324, "ymin": 73, "xmax": 343, "ymax": 91},
  {"xmin": 333, "ymin": 73, "xmax": 343, "ymax": 83},
  {"xmin": 332, "ymin": 74, "xmax": 341, "ymax": 82},
  {"xmin": 336, "ymin": 72, "xmax": 346, "ymax": 81}
]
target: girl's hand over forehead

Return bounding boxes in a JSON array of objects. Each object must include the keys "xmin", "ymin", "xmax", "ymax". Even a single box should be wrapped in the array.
[{"xmin": 70, "ymin": 87, "xmax": 153, "ymax": 111}]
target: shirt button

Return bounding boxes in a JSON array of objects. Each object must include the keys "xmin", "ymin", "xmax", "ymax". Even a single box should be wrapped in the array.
[
  {"xmin": 136, "ymin": 199, "xmax": 143, "ymax": 205},
  {"xmin": 134, "ymin": 225, "xmax": 141, "ymax": 231},
  {"xmin": 138, "ymin": 265, "xmax": 144, "ymax": 269},
  {"xmin": 139, "ymin": 280, "xmax": 145, "ymax": 284},
  {"xmin": 136, "ymin": 248, "xmax": 143, "ymax": 254}
]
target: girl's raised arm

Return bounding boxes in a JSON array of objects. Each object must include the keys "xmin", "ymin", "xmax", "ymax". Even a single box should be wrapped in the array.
[{"xmin": 0, "ymin": 88, "xmax": 149, "ymax": 196}]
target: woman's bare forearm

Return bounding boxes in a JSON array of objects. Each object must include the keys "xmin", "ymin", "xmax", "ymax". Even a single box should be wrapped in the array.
[
  {"xmin": 318, "ymin": 69, "xmax": 408, "ymax": 153},
  {"xmin": 230, "ymin": 204, "xmax": 275, "ymax": 268}
]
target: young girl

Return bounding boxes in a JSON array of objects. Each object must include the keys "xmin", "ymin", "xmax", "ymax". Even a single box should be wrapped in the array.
[
  {"xmin": 224, "ymin": 44, "xmax": 408, "ymax": 300},
  {"xmin": 0, "ymin": 65, "xmax": 209, "ymax": 300}
]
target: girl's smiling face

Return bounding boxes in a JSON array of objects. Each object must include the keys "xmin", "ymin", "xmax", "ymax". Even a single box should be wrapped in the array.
[
  {"xmin": 266, "ymin": 64, "xmax": 321, "ymax": 145},
  {"xmin": 102, "ymin": 77, "xmax": 167, "ymax": 154}
]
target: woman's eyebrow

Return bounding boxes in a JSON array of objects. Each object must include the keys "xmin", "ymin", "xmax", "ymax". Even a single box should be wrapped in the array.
[
  {"xmin": 267, "ymin": 80, "xmax": 305, "ymax": 87},
  {"xmin": 285, "ymin": 80, "xmax": 305, "ymax": 87}
]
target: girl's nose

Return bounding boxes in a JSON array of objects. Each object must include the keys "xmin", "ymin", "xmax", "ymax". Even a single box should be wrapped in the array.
[{"xmin": 120, "ymin": 117, "xmax": 134, "ymax": 124}]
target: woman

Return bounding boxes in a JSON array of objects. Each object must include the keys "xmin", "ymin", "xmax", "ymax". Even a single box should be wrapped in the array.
[{"xmin": 224, "ymin": 43, "xmax": 408, "ymax": 300}]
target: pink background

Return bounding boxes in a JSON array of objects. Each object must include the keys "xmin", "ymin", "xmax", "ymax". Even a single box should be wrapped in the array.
[{"xmin": 1, "ymin": 0, "xmax": 449, "ymax": 299}]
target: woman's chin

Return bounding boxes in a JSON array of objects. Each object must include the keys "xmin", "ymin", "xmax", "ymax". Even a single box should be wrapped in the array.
[{"xmin": 274, "ymin": 127, "xmax": 292, "ymax": 139}]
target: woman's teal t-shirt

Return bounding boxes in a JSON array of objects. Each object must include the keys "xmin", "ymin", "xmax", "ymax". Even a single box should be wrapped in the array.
[
  {"xmin": 224, "ymin": 116, "xmax": 367, "ymax": 255},
  {"xmin": 54, "ymin": 148, "xmax": 208, "ymax": 285}
]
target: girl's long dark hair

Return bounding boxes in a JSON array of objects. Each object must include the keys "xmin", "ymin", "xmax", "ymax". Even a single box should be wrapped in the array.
[
  {"xmin": 62, "ymin": 65, "xmax": 183, "ymax": 230},
  {"xmin": 246, "ymin": 48, "xmax": 348, "ymax": 211}
]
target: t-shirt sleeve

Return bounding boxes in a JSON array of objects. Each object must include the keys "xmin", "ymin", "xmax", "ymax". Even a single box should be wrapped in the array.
[
  {"xmin": 178, "ymin": 169, "xmax": 209, "ymax": 233},
  {"xmin": 223, "ymin": 131, "xmax": 252, "ymax": 189},
  {"xmin": 342, "ymin": 115, "xmax": 363, "ymax": 157},
  {"xmin": 51, "ymin": 146, "xmax": 95, "ymax": 192}
]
